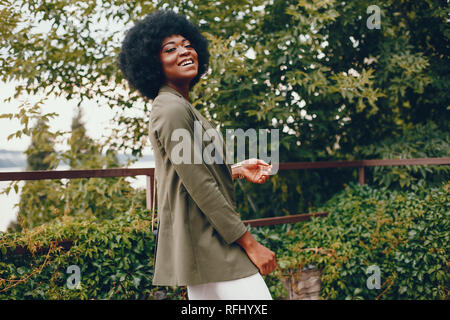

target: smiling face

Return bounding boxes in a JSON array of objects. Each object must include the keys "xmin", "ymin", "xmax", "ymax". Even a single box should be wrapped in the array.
[{"xmin": 159, "ymin": 34, "xmax": 199, "ymax": 88}]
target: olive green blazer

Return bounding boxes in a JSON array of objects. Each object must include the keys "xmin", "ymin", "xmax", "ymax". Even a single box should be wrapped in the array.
[{"xmin": 148, "ymin": 85, "xmax": 258, "ymax": 286}]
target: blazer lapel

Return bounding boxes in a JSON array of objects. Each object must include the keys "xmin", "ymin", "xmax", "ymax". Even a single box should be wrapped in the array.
[{"xmin": 157, "ymin": 85, "xmax": 233, "ymax": 176}]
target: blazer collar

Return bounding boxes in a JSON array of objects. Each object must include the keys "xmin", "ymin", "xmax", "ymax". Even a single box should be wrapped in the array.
[
  {"xmin": 158, "ymin": 85, "xmax": 184, "ymax": 99},
  {"xmin": 158, "ymin": 84, "xmax": 233, "ymax": 175}
]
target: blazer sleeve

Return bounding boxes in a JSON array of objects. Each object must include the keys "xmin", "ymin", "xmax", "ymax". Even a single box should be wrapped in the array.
[{"xmin": 150, "ymin": 94, "xmax": 247, "ymax": 245}]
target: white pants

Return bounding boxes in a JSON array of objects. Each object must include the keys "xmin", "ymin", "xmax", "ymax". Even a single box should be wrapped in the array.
[{"xmin": 187, "ymin": 272, "xmax": 273, "ymax": 300}]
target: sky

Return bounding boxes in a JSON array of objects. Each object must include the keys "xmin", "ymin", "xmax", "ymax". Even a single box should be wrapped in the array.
[{"xmin": 0, "ymin": 80, "xmax": 153, "ymax": 155}]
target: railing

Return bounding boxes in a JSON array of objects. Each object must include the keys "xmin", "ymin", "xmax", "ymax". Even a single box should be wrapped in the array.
[
  {"xmin": 1, "ymin": 157, "xmax": 449, "ymax": 226},
  {"xmin": 1, "ymin": 157, "xmax": 449, "ymax": 255}
]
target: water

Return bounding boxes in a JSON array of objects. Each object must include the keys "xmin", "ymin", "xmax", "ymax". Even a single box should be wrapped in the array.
[{"xmin": 0, "ymin": 161, "xmax": 155, "ymax": 232}]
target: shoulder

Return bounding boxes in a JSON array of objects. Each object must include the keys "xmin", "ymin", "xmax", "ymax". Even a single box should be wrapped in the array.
[
  {"xmin": 152, "ymin": 92, "xmax": 190, "ymax": 119},
  {"xmin": 150, "ymin": 92, "xmax": 193, "ymax": 133}
]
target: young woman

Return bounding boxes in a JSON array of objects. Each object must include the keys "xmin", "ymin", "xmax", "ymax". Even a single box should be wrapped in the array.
[{"xmin": 118, "ymin": 10, "xmax": 276, "ymax": 300}]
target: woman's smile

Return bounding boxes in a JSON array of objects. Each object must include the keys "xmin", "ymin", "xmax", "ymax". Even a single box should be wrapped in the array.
[{"xmin": 179, "ymin": 58, "xmax": 195, "ymax": 67}]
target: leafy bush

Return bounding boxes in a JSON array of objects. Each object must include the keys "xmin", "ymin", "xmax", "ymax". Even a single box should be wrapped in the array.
[
  {"xmin": 1, "ymin": 182, "xmax": 448, "ymax": 300},
  {"xmin": 0, "ymin": 209, "xmax": 185, "ymax": 300},
  {"xmin": 4, "ymin": 107, "xmax": 148, "ymax": 232},
  {"xmin": 356, "ymin": 121, "xmax": 450, "ymax": 191},
  {"xmin": 11, "ymin": 177, "xmax": 147, "ymax": 232},
  {"xmin": 253, "ymin": 181, "xmax": 449, "ymax": 300}
]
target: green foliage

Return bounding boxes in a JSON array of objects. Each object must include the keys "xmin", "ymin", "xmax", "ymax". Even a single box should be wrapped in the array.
[
  {"xmin": 1, "ymin": 0, "xmax": 448, "ymax": 219},
  {"xmin": 69, "ymin": 109, "xmax": 102, "ymax": 169},
  {"xmin": 14, "ymin": 176, "xmax": 147, "ymax": 231},
  {"xmin": 252, "ymin": 181, "xmax": 449, "ymax": 300},
  {"xmin": 1, "ymin": 182, "xmax": 447, "ymax": 300},
  {"xmin": 12, "ymin": 170, "xmax": 147, "ymax": 232},
  {"xmin": 0, "ymin": 209, "xmax": 185, "ymax": 300},
  {"xmin": 13, "ymin": 113, "xmax": 59, "ymax": 231},
  {"xmin": 25, "ymin": 118, "xmax": 56, "ymax": 171},
  {"xmin": 1, "ymin": 0, "xmax": 448, "ymax": 300},
  {"xmin": 8, "ymin": 107, "xmax": 146, "ymax": 232},
  {"xmin": 357, "ymin": 121, "xmax": 450, "ymax": 191}
]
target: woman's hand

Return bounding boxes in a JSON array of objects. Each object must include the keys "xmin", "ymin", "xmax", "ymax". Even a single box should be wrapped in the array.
[
  {"xmin": 237, "ymin": 158, "xmax": 273, "ymax": 184},
  {"xmin": 236, "ymin": 231, "xmax": 277, "ymax": 276}
]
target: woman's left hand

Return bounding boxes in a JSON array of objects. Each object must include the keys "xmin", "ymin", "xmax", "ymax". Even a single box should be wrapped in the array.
[{"xmin": 240, "ymin": 158, "xmax": 273, "ymax": 184}]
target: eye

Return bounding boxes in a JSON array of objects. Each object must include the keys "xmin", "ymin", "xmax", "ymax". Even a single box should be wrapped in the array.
[{"xmin": 165, "ymin": 47, "xmax": 176, "ymax": 53}]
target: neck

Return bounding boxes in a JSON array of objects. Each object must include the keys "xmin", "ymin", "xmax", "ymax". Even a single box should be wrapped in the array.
[{"xmin": 166, "ymin": 82, "xmax": 190, "ymax": 102}]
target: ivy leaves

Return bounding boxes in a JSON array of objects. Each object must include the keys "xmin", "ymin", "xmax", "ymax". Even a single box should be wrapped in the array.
[{"xmin": 253, "ymin": 181, "xmax": 449, "ymax": 300}]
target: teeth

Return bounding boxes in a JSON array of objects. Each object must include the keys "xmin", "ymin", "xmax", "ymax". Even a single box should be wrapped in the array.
[{"xmin": 181, "ymin": 59, "xmax": 193, "ymax": 66}]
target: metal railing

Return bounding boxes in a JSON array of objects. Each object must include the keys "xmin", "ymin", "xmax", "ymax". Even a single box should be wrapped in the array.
[
  {"xmin": 1, "ymin": 157, "xmax": 449, "ymax": 255},
  {"xmin": 1, "ymin": 157, "xmax": 449, "ymax": 227}
]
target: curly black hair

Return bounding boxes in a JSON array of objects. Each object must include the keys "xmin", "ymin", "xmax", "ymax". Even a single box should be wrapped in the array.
[{"xmin": 117, "ymin": 10, "xmax": 210, "ymax": 100}]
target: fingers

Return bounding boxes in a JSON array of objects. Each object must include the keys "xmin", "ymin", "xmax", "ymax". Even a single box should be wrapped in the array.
[
  {"xmin": 258, "ymin": 170, "xmax": 272, "ymax": 183},
  {"xmin": 246, "ymin": 158, "xmax": 271, "ymax": 167},
  {"xmin": 260, "ymin": 162, "xmax": 273, "ymax": 175},
  {"xmin": 258, "ymin": 176, "xmax": 269, "ymax": 184},
  {"xmin": 245, "ymin": 159, "xmax": 273, "ymax": 173},
  {"xmin": 243, "ymin": 159, "xmax": 273, "ymax": 184},
  {"xmin": 268, "ymin": 251, "xmax": 277, "ymax": 274},
  {"xmin": 247, "ymin": 243, "xmax": 277, "ymax": 275},
  {"xmin": 257, "ymin": 159, "xmax": 272, "ymax": 170},
  {"xmin": 246, "ymin": 158, "xmax": 259, "ymax": 165},
  {"xmin": 261, "ymin": 261, "xmax": 276, "ymax": 275},
  {"xmin": 258, "ymin": 163, "xmax": 273, "ymax": 184}
]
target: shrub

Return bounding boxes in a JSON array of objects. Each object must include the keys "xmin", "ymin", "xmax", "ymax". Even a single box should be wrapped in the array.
[
  {"xmin": 356, "ymin": 121, "xmax": 450, "ymax": 191},
  {"xmin": 1, "ymin": 182, "xmax": 448, "ymax": 300},
  {"xmin": 254, "ymin": 181, "xmax": 449, "ymax": 300},
  {"xmin": 0, "ymin": 209, "xmax": 185, "ymax": 300}
]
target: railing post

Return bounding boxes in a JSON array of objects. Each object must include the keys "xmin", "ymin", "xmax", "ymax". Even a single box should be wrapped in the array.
[
  {"xmin": 146, "ymin": 174, "xmax": 156, "ymax": 210},
  {"xmin": 358, "ymin": 166, "xmax": 365, "ymax": 185}
]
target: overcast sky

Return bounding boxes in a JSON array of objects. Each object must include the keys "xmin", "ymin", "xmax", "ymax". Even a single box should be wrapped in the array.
[{"xmin": 0, "ymin": 80, "xmax": 154, "ymax": 155}]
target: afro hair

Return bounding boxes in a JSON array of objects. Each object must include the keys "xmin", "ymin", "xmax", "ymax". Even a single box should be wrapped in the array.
[{"xmin": 118, "ymin": 10, "xmax": 210, "ymax": 100}]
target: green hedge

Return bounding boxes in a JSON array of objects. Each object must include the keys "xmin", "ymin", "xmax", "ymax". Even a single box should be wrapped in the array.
[
  {"xmin": 0, "ymin": 210, "xmax": 184, "ymax": 299},
  {"xmin": 357, "ymin": 121, "xmax": 450, "ymax": 191},
  {"xmin": 1, "ymin": 182, "xmax": 448, "ymax": 299},
  {"xmin": 254, "ymin": 181, "xmax": 449, "ymax": 300}
]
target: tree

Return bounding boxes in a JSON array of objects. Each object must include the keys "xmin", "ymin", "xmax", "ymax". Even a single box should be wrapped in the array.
[
  {"xmin": 9, "ymin": 108, "xmax": 147, "ymax": 231},
  {"xmin": 25, "ymin": 118, "xmax": 56, "ymax": 171},
  {"xmin": 2, "ymin": 0, "xmax": 447, "ymax": 219},
  {"xmin": 12, "ymin": 116, "xmax": 61, "ymax": 231},
  {"xmin": 62, "ymin": 108, "xmax": 143, "ymax": 221},
  {"xmin": 66, "ymin": 108, "xmax": 120, "ymax": 169}
]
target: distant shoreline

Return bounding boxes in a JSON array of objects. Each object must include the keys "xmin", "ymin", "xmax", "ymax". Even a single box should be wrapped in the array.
[{"xmin": 0, "ymin": 149, "xmax": 154, "ymax": 169}]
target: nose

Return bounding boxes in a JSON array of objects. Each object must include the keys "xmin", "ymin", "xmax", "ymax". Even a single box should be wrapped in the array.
[{"xmin": 179, "ymin": 46, "xmax": 190, "ymax": 56}]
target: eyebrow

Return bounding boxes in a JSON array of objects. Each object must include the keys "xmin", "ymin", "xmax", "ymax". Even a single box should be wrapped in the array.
[{"xmin": 161, "ymin": 38, "xmax": 190, "ymax": 49}]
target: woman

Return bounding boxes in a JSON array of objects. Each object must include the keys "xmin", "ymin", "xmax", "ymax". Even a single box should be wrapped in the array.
[{"xmin": 118, "ymin": 10, "xmax": 276, "ymax": 300}]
